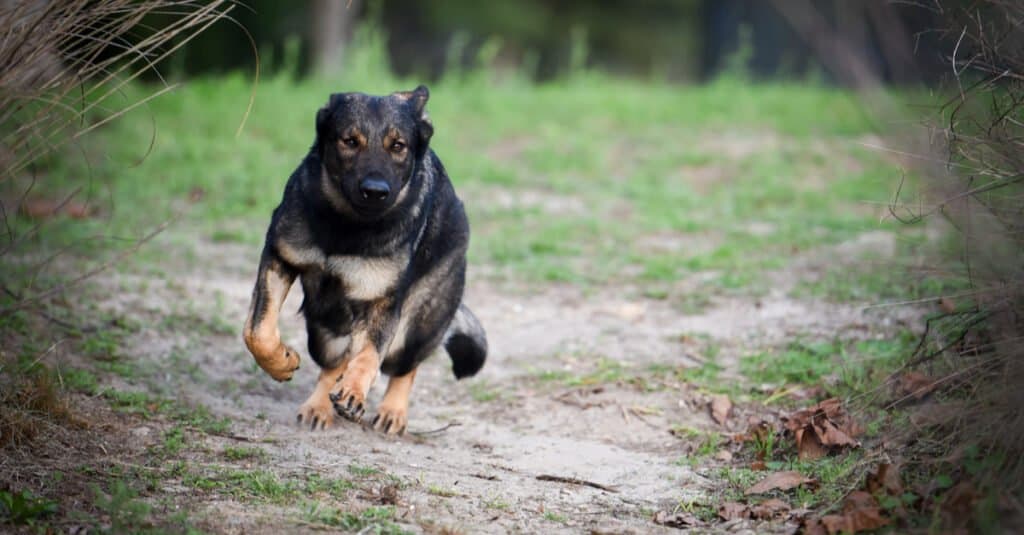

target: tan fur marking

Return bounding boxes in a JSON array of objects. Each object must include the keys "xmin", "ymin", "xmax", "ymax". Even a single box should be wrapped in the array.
[
  {"xmin": 296, "ymin": 362, "xmax": 348, "ymax": 430},
  {"xmin": 243, "ymin": 266, "xmax": 300, "ymax": 382},
  {"xmin": 374, "ymin": 368, "xmax": 417, "ymax": 435},
  {"xmin": 327, "ymin": 255, "xmax": 403, "ymax": 300},
  {"xmin": 275, "ymin": 240, "xmax": 324, "ymax": 269}
]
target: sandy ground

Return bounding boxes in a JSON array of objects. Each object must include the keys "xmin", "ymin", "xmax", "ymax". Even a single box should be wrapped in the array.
[{"xmin": 76, "ymin": 228, "xmax": 920, "ymax": 534}]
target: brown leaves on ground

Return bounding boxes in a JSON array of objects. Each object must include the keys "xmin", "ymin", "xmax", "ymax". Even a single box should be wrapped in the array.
[
  {"xmin": 652, "ymin": 510, "xmax": 703, "ymax": 529},
  {"xmin": 718, "ymin": 499, "xmax": 792, "ymax": 521},
  {"xmin": 803, "ymin": 491, "xmax": 888, "ymax": 535},
  {"xmin": 710, "ymin": 394, "xmax": 732, "ymax": 425},
  {"xmin": 745, "ymin": 471, "xmax": 816, "ymax": 495},
  {"xmin": 803, "ymin": 463, "xmax": 906, "ymax": 534},
  {"xmin": 782, "ymin": 398, "xmax": 861, "ymax": 460}
]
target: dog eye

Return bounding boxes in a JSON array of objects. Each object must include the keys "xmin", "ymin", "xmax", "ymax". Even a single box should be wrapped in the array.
[
  {"xmin": 341, "ymin": 137, "xmax": 359, "ymax": 148},
  {"xmin": 390, "ymin": 141, "xmax": 406, "ymax": 152}
]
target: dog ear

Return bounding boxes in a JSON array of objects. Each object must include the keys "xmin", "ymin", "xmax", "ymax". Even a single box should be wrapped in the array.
[
  {"xmin": 315, "ymin": 93, "xmax": 343, "ymax": 157},
  {"xmin": 407, "ymin": 85, "xmax": 433, "ymax": 154}
]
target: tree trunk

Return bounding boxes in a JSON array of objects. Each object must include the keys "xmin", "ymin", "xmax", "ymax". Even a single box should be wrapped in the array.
[{"xmin": 310, "ymin": 0, "xmax": 360, "ymax": 75}]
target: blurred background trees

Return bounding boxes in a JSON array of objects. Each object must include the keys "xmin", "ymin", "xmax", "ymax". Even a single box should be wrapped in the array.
[{"xmin": 163, "ymin": 0, "xmax": 949, "ymax": 85}]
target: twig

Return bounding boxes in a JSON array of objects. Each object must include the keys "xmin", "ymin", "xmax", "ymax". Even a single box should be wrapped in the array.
[
  {"xmin": 408, "ymin": 421, "xmax": 461, "ymax": 436},
  {"xmin": 535, "ymin": 474, "xmax": 619, "ymax": 493}
]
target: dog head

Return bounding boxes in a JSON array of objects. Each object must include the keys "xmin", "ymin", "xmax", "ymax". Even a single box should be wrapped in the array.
[{"xmin": 315, "ymin": 86, "xmax": 434, "ymax": 219}]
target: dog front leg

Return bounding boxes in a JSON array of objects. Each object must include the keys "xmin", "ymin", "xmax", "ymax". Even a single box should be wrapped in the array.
[
  {"xmin": 243, "ymin": 249, "xmax": 301, "ymax": 382},
  {"xmin": 330, "ymin": 331, "xmax": 380, "ymax": 421}
]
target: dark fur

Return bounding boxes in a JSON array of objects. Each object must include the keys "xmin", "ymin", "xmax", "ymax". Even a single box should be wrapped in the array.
[{"xmin": 253, "ymin": 86, "xmax": 486, "ymax": 381}]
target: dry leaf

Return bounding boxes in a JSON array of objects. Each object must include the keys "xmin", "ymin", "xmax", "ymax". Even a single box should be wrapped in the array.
[
  {"xmin": 749, "ymin": 460, "xmax": 767, "ymax": 471},
  {"xmin": 783, "ymin": 398, "xmax": 861, "ymax": 459},
  {"xmin": 939, "ymin": 297, "xmax": 956, "ymax": 314},
  {"xmin": 718, "ymin": 501, "xmax": 749, "ymax": 520},
  {"xmin": 710, "ymin": 394, "xmax": 732, "ymax": 425},
  {"xmin": 715, "ymin": 449, "xmax": 733, "ymax": 461},
  {"xmin": 815, "ymin": 491, "xmax": 889, "ymax": 534},
  {"xmin": 796, "ymin": 427, "xmax": 828, "ymax": 460},
  {"xmin": 866, "ymin": 463, "xmax": 903, "ymax": 496},
  {"xmin": 750, "ymin": 498, "xmax": 791, "ymax": 519},
  {"xmin": 653, "ymin": 510, "xmax": 703, "ymax": 528},
  {"xmin": 745, "ymin": 471, "xmax": 814, "ymax": 495}
]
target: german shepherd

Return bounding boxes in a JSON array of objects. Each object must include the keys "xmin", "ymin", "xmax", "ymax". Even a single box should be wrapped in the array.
[{"xmin": 242, "ymin": 86, "xmax": 487, "ymax": 434}]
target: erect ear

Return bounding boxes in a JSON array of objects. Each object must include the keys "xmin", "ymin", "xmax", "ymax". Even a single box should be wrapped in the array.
[
  {"xmin": 396, "ymin": 85, "xmax": 433, "ymax": 152},
  {"xmin": 315, "ymin": 93, "xmax": 343, "ymax": 156}
]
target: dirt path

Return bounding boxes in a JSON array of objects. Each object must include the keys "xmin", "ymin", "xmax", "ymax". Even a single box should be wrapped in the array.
[{"xmin": 82, "ymin": 230, "xmax": 916, "ymax": 534}]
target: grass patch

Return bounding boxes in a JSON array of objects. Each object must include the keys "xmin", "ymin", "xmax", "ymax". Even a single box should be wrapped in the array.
[
  {"xmin": 302, "ymin": 504, "xmax": 408, "ymax": 534},
  {"xmin": 223, "ymin": 446, "xmax": 268, "ymax": 462}
]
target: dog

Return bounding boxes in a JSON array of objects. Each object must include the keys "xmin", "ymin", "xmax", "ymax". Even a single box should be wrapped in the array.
[{"xmin": 242, "ymin": 86, "xmax": 487, "ymax": 434}]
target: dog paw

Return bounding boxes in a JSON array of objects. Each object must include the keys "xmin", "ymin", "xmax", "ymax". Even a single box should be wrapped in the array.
[
  {"xmin": 371, "ymin": 405, "xmax": 408, "ymax": 435},
  {"xmin": 330, "ymin": 381, "xmax": 367, "ymax": 422},
  {"xmin": 297, "ymin": 395, "xmax": 335, "ymax": 430},
  {"xmin": 261, "ymin": 344, "xmax": 301, "ymax": 382}
]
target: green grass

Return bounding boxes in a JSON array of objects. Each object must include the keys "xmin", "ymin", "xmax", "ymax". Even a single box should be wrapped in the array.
[{"xmin": 18, "ymin": 26, "xmax": 921, "ymax": 296}]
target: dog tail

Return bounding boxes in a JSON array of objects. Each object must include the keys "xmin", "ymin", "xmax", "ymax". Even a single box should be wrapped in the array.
[{"xmin": 443, "ymin": 303, "xmax": 487, "ymax": 379}]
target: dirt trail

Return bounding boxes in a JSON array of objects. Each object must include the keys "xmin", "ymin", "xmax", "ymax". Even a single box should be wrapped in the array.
[{"xmin": 89, "ymin": 232, "xmax": 915, "ymax": 534}]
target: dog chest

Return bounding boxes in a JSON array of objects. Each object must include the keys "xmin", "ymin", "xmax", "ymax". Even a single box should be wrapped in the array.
[{"xmin": 276, "ymin": 239, "xmax": 405, "ymax": 301}]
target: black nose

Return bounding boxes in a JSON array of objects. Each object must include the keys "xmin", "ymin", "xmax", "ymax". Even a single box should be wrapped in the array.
[{"xmin": 358, "ymin": 178, "xmax": 390, "ymax": 202}]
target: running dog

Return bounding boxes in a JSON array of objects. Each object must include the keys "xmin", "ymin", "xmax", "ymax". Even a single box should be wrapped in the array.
[{"xmin": 242, "ymin": 86, "xmax": 487, "ymax": 434}]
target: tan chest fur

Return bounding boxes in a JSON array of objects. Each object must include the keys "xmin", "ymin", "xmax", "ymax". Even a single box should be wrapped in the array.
[{"xmin": 276, "ymin": 241, "xmax": 404, "ymax": 301}]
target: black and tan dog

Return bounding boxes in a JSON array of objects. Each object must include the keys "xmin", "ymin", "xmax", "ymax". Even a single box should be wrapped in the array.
[{"xmin": 242, "ymin": 86, "xmax": 487, "ymax": 434}]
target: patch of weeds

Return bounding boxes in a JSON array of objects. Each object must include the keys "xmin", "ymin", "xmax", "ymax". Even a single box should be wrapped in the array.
[
  {"xmin": 226, "ymin": 469, "xmax": 298, "ymax": 503},
  {"xmin": 427, "ymin": 485, "xmax": 459, "ymax": 498},
  {"xmin": 790, "ymin": 452, "xmax": 864, "ymax": 509},
  {"xmin": 61, "ymin": 367, "xmax": 99, "ymax": 394},
  {"xmin": 80, "ymin": 330, "xmax": 124, "ymax": 361},
  {"xmin": 222, "ymin": 446, "xmax": 267, "ymax": 462},
  {"xmin": 92, "ymin": 480, "xmax": 154, "ymax": 534},
  {"xmin": 673, "ymin": 497, "xmax": 718, "ymax": 523},
  {"xmin": 671, "ymin": 427, "xmax": 723, "ymax": 466},
  {"xmin": 304, "ymin": 473, "xmax": 356, "ymax": 494},
  {"xmin": 0, "ymin": 489, "xmax": 58, "ymax": 526},
  {"xmin": 303, "ymin": 503, "xmax": 408, "ymax": 534},
  {"xmin": 484, "ymin": 496, "xmax": 510, "ymax": 510},
  {"xmin": 741, "ymin": 340, "xmax": 838, "ymax": 386},
  {"xmin": 172, "ymin": 404, "xmax": 231, "ymax": 435},
  {"xmin": 564, "ymin": 357, "xmax": 630, "ymax": 387},
  {"xmin": 543, "ymin": 511, "xmax": 567, "ymax": 523},
  {"xmin": 348, "ymin": 463, "xmax": 381, "ymax": 478},
  {"xmin": 159, "ymin": 426, "xmax": 186, "ymax": 456},
  {"xmin": 717, "ymin": 466, "xmax": 766, "ymax": 500}
]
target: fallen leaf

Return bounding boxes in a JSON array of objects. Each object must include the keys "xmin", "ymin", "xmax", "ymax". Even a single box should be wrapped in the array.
[
  {"xmin": 939, "ymin": 297, "xmax": 956, "ymax": 313},
  {"xmin": 653, "ymin": 510, "xmax": 703, "ymax": 528},
  {"xmin": 749, "ymin": 460, "xmax": 767, "ymax": 471},
  {"xmin": 815, "ymin": 491, "xmax": 889, "ymax": 534},
  {"xmin": 745, "ymin": 471, "xmax": 815, "ymax": 495},
  {"xmin": 750, "ymin": 498, "xmax": 790, "ymax": 519},
  {"xmin": 718, "ymin": 501, "xmax": 749, "ymax": 520},
  {"xmin": 710, "ymin": 394, "xmax": 732, "ymax": 425},
  {"xmin": 796, "ymin": 427, "xmax": 828, "ymax": 460},
  {"xmin": 866, "ymin": 463, "xmax": 903, "ymax": 496},
  {"xmin": 897, "ymin": 372, "xmax": 936, "ymax": 400},
  {"xmin": 715, "ymin": 449, "xmax": 733, "ymax": 461},
  {"xmin": 782, "ymin": 398, "xmax": 861, "ymax": 459},
  {"xmin": 801, "ymin": 517, "xmax": 828, "ymax": 535}
]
